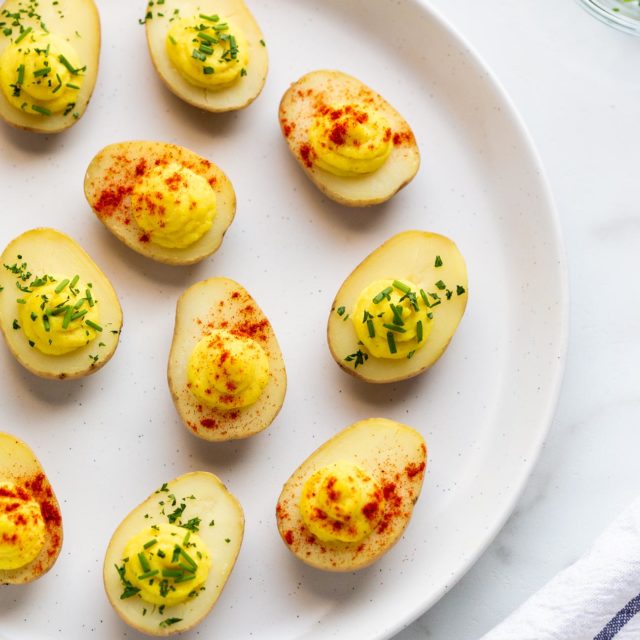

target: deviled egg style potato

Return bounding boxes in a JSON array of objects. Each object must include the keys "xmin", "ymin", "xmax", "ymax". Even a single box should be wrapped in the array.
[
  {"xmin": 104, "ymin": 472, "xmax": 244, "ymax": 636},
  {"xmin": 0, "ymin": 432, "xmax": 63, "ymax": 585},
  {"xmin": 144, "ymin": 0, "xmax": 268, "ymax": 112},
  {"xmin": 328, "ymin": 230, "xmax": 468, "ymax": 384},
  {"xmin": 0, "ymin": 0, "xmax": 100, "ymax": 132},
  {"xmin": 168, "ymin": 278, "xmax": 286, "ymax": 441},
  {"xmin": 0, "ymin": 228, "xmax": 122, "ymax": 379},
  {"xmin": 279, "ymin": 70, "xmax": 420, "ymax": 206},
  {"xmin": 84, "ymin": 141, "xmax": 236, "ymax": 266},
  {"xmin": 276, "ymin": 418, "xmax": 427, "ymax": 572}
]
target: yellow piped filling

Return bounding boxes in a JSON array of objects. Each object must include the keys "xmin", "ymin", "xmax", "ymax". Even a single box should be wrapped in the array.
[
  {"xmin": 131, "ymin": 162, "xmax": 216, "ymax": 249},
  {"xmin": 352, "ymin": 278, "xmax": 433, "ymax": 360},
  {"xmin": 0, "ymin": 481, "xmax": 45, "ymax": 570},
  {"xmin": 299, "ymin": 461, "xmax": 384, "ymax": 543},
  {"xmin": 166, "ymin": 16, "xmax": 248, "ymax": 90},
  {"xmin": 18, "ymin": 276, "xmax": 100, "ymax": 355},
  {"xmin": 308, "ymin": 103, "xmax": 392, "ymax": 177},
  {"xmin": 122, "ymin": 524, "xmax": 211, "ymax": 606},
  {"xmin": 187, "ymin": 329, "xmax": 269, "ymax": 410},
  {"xmin": 0, "ymin": 31, "xmax": 84, "ymax": 116}
]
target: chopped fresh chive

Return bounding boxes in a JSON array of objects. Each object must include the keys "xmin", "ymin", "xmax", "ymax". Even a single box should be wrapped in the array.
[
  {"xmin": 192, "ymin": 49, "xmax": 206, "ymax": 61},
  {"xmin": 427, "ymin": 312, "xmax": 434, "ymax": 319},
  {"xmin": 199, "ymin": 13, "xmax": 220, "ymax": 21},
  {"xmin": 31, "ymin": 104, "xmax": 52, "ymax": 116},
  {"xmin": 58, "ymin": 54, "xmax": 77, "ymax": 74},
  {"xmin": 457, "ymin": 285, "xmax": 466, "ymax": 295},
  {"xmin": 336, "ymin": 306, "xmax": 346, "ymax": 316},
  {"xmin": 43, "ymin": 315, "xmax": 50, "ymax": 332},
  {"xmin": 435, "ymin": 255, "xmax": 443, "ymax": 267},
  {"xmin": 171, "ymin": 546, "xmax": 181, "ymax": 564},
  {"xmin": 435, "ymin": 280, "xmax": 446, "ymax": 290},
  {"xmin": 66, "ymin": 82, "xmax": 80, "ymax": 90},
  {"xmin": 54, "ymin": 279, "xmax": 69, "ymax": 294},
  {"xmin": 383, "ymin": 323, "xmax": 406, "ymax": 333},
  {"xmin": 178, "ymin": 562, "xmax": 195, "ymax": 573},
  {"xmin": 143, "ymin": 539, "xmax": 157, "ymax": 550},
  {"xmin": 70, "ymin": 309, "xmax": 87, "ymax": 321},
  {"xmin": 138, "ymin": 552, "xmax": 150, "ymax": 573},
  {"xmin": 390, "ymin": 303, "xmax": 404, "ymax": 326},
  {"xmin": 446, "ymin": 289, "xmax": 453, "ymax": 300},
  {"xmin": 62, "ymin": 307, "xmax": 72, "ymax": 330},
  {"xmin": 174, "ymin": 574, "xmax": 196, "ymax": 584},
  {"xmin": 407, "ymin": 350, "xmax": 416, "ymax": 359},
  {"xmin": 387, "ymin": 332, "xmax": 397, "ymax": 354},
  {"xmin": 159, "ymin": 618, "xmax": 183, "ymax": 628},
  {"xmin": 30, "ymin": 312, "xmax": 37, "ymax": 321},
  {"xmin": 85, "ymin": 288, "xmax": 94, "ymax": 306},
  {"xmin": 73, "ymin": 297, "xmax": 85, "ymax": 310},
  {"xmin": 197, "ymin": 32, "xmax": 217, "ymax": 44},
  {"xmin": 372, "ymin": 287, "xmax": 393, "ymax": 304},
  {"xmin": 12, "ymin": 319, "xmax": 20, "ymax": 330},
  {"xmin": 183, "ymin": 531, "xmax": 191, "ymax": 546},
  {"xmin": 3, "ymin": 28, "xmax": 11, "ymax": 36},
  {"xmin": 161, "ymin": 568, "xmax": 184, "ymax": 578},
  {"xmin": 392, "ymin": 280, "xmax": 411, "ymax": 294},
  {"xmin": 240, "ymin": 67, "xmax": 247, "ymax": 77},
  {"xmin": 260, "ymin": 39, "xmax": 266, "ymax": 46},
  {"xmin": 367, "ymin": 319, "xmax": 375, "ymax": 338},
  {"xmin": 33, "ymin": 67, "xmax": 50, "ymax": 77},
  {"xmin": 16, "ymin": 298, "xmax": 26, "ymax": 304},
  {"xmin": 138, "ymin": 570, "xmax": 159, "ymax": 580},
  {"xmin": 199, "ymin": 43, "xmax": 213, "ymax": 55},
  {"xmin": 17, "ymin": 64, "xmax": 24, "ymax": 85},
  {"xmin": 416, "ymin": 320, "xmax": 423, "ymax": 342},
  {"xmin": 203, "ymin": 66, "xmax": 214, "ymax": 74},
  {"xmin": 50, "ymin": 305, "xmax": 68, "ymax": 317},
  {"xmin": 14, "ymin": 27, "xmax": 31, "ymax": 44},
  {"xmin": 85, "ymin": 319, "xmax": 102, "ymax": 332},
  {"xmin": 213, "ymin": 22, "xmax": 228, "ymax": 30},
  {"xmin": 168, "ymin": 35, "xmax": 177, "ymax": 45},
  {"xmin": 180, "ymin": 548, "xmax": 198, "ymax": 570}
]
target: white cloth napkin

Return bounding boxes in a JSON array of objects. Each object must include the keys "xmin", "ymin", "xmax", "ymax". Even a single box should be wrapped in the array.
[{"xmin": 482, "ymin": 498, "xmax": 640, "ymax": 640}]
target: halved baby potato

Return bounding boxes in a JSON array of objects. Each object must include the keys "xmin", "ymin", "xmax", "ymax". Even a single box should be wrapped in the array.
[
  {"xmin": 0, "ymin": 432, "xmax": 63, "ymax": 584},
  {"xmin": 84, "ymin": 141, "xmax": 236, "ymax": 265},
  {"xmin": 168, "ymin": 278, "xmax": 287, "ymax": 441},
  {"xmin": 145, "ymin": 0, "xmax": 268, "ymax": 112},
  {"xmin": 328, "ymin": 230, "xmax": 468, "ymax": 383},
  {"xmin": 103, "ymin": 472, "xmax": 244, "ymax": 636},
  {"xmin": 0, "ymin": 228, "xmax": 122, "ymax": 379},
  {"xmin": 276, "ymin": 418, "xmax": 427, "ymax": 572},
  {"xmin": 0, "ymin": 0, "xmax": 100, "ymax": 133},
  {"xmin": 279, "ymin": 70, "xmax": 420, "ymax": 206}
]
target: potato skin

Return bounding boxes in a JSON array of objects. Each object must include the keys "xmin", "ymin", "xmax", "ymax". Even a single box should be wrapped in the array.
[
  {"xmin": 276, "ymin": 418, "xmax": 427, "ymax": 572},
  {"xmin": 327, "ymin": 230, "xmax": 468, "ymax": 384},
  {"xmin": 168, "ymin": 278, "xmax": 287, "ymax": 441},
  {"xmin": 279, "ymin": 70, "xmax": 420, "ymax": 207}
]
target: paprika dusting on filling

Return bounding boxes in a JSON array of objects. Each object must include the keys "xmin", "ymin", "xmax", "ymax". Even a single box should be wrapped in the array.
[
  {"xmin": 306, "ymin": 101, "xmax": 394, "ymax": 177},
  {"xmin": 0, "ymin": 472, "xmax": 62, "ymax": 574}
]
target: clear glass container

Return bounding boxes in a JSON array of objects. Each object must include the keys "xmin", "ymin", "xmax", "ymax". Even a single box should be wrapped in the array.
[{"xmin": 577, "ymin": 0, "xmax": 640, "ymax": 35}]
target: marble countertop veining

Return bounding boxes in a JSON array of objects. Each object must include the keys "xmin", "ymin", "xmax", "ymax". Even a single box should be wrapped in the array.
[{"xmin": 397, "ymin": 1, "xmax": 640, "ymax": 639}]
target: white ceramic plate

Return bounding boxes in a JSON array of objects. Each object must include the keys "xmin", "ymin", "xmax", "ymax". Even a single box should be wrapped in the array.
[{"xmin": 0, "ymin": 0, "xmax": 567, "ymax": 638}]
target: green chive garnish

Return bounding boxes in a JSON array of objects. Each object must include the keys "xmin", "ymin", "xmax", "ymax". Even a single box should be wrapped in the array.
[
  {"xmin": 457, "ymin": 285, "xmax": 466, "ymax": 295},
  {"xmin": 390, "ymin": 303, "xmax": 404, "ymax": 326},
  {"xmin": 373, "ymin": 287, "xmax": 393, "ymax": 304},
  {"xmin": 367, "ymin": 319, "xmax": 375, "ymax": 338},
  {"xmin": 49, "ymin": 305, "xmax": 68, "ymax": 317},
  {"xmin": 66, "ymin": 82, "xmax": 80, "ymax": 90},
  {"xmin": 43, "ymin": 315, "xmax": 50, "ymax": 332},
  {"xmin": 70, "ymin": 310, "xmax": 87, "ymax": 321},
  {"xmin": 393, "ymin": 280, "xmax": 410, "ymax": 294},
  {"xmin": 199, "ymin": 13, "xmax": 220, "ymax": 21},
  {"xmin": 416, "ymin": 320, "xmax": 423, "ymax": 342},
  {"xmin": 31, "ymin": 104, "xmax": 52, "ymax": 116},
  {"xmin": 174, "ymin": 575, "xmax": 196, "ymax": 584},
  {"xmin": 199, "ymin": 43, "xmax": 213, "ymax": 55},
  {"xmin": 383, "ymin": 323, "xmax": 406, "ymax": 333},
  {"xmin": 191, "ymin": 49, "xmax": 206, "ymax": 61},
  {"xmin": 435, "ymin": 280, "xmax": 446, "ymax": 290},
  {"xmin": 203, "ymin": 66, "xmax": 214, "ymax": 74},
  {"xmin": 178, "ymin": 562, "xmax": 195, "ymax": 573},
  {"xmin": 85, "ymin": 289, "xmax": 94, "ymax": 306},
  {"xmin": 138, "ymin": 570, "xmax": 159, "ymax": 580},
  {"xmin": 407, "ymin": 350, "xmax": 416, "ymax": 359},
  {"xmin": 435, "ymin": 256, "xmax": 443, "ymax": 267},
  {"xmin": 143, "ymin": 539, "xmax": 157, "ymax": 550},
  {"xmin": 73, "ymin": 298, "xmax": 85, "ymax": 310},
  {"xmin": 33, "ymin": 67, "xmax": 50, "ymax": 77},
  {"xmin": 161, "ymin": 569, "xmax": 184, "ymax": 578},
  {"xmin": 61, "ymin": 306, "xmax": 72, "ymax": 329},
  {"xmin": 420, "ymin": 289, "xmax": 430, "ymax": 307},
  {"xmin": 213, "ymin": 22, "xmax": 228, "ymax": 30},
  {"xmin": 58, "ymin": 54, "xmax": 77, "ymax": 74},
  {"xmin": 138, "ymin": 552, "xmax": 150, "ymax": 573},
  {"xmin": 198, "ymin": 32, "xmax": 217, "ymax": 44},
  {"xmin": 85, "ymin": 320, "xmax": 102, "ymax": 332},
  {"xmin": 179, "ymin": 548, "xmax": 198, "ymax": 570},
  {"xmin": 54, "ymin": 279, "xmax": 69, "ymax": 294},
  {"xmin": 387, "ymin": 332, "xmax": 397, "ymax": 354},
  {"xmin": 17, "ymin": 64, "xmax": 25, "ymax": 85},
  {"xmin": 14, "ymin": 27, "xmax": 32, "ymax": 44}
]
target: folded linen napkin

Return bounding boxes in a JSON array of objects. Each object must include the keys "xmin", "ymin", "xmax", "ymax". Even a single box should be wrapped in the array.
[{"xmin": 482, "ymin": 498, "xmax": 640, "ymax": 640}]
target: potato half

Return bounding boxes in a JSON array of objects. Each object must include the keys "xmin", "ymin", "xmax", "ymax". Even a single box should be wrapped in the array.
[
  {"xmin": 0, "ymin": 0, "xmax": 100, "ymax": 133},
  {"xmin": 0, "ymin": 432, "xmax": 63, "ymax": 584},
  {"xmin": 103, "ymin": 472, "xmax": 244, "ymax": 636},
  {"xmin": 145, "ymin": 0, "xmax": 268, "ymax": 112},
  {"xmin": 276, "ymin": 418, "xmax": 427, "ymax": 572},
  {"xmin": 279, "ymin": 70, "xmax": 420, "ymax": 207},
  {"xmin": 328, "ymin": 230, "xmax": 468, "ymax": 383},
  {"xmin": 0, "ymin": 228, "xmax": 122, "ymax": 379},
  {"xmin": 168, "ymin": 278, "xmax": 287, "ymax": 441},
  {"xmin": 84, "ymin": 141, "xmax": 236, "ymax": 265}
]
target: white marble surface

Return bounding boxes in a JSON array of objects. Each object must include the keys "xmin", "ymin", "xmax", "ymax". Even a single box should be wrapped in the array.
[{"xmin": 397, "ymin": 1, "xmax": 640, "ymax": 639}]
